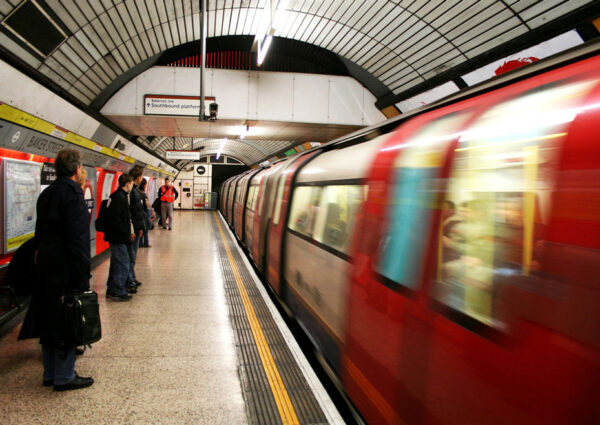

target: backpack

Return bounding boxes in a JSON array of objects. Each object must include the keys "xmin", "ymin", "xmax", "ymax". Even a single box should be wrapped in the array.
[{"xmin": 95, "ymin": 199, "xmax": 110, "ymax": 233}]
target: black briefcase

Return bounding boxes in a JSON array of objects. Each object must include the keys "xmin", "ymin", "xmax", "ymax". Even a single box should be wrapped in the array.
[{"xmin": 61, "ymin": 290, "xmax": 102, "ymax": 346}]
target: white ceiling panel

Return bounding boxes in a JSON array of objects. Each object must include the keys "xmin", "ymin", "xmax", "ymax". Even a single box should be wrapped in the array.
[
  {"xmin": 89, "ymin": 63, "xmax": 111, "ymax": 86},
  {"xmin": 89, "ymin": 18, "xmax": 114, "ymax": 52},
  {"xmin": 229, "ymin": 8, "xmax": 240, "ymax": 34},
  {"xmin": 0, "ymin": 0, "xmax": 11, "ymax": 16},
  {"xmin": 527, "ymin": 0, "xmax": 593, "ymax": 29},
  {"xmin": 464, "ymin": 26, "xmax": 529, "ymax": 59},
  {"xmin": 411, "ymin": 45, "xmax": 458, "ymax": 73}
]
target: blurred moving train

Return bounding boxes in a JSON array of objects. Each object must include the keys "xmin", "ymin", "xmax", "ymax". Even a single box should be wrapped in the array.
[{"xmin": 220, "ymin": 45, "xmax": 600, "ymax": 425}]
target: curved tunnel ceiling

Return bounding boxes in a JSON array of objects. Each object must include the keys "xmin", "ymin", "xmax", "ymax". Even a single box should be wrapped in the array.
[{"xmin": 1, "ymin": 0, "xmax": 599, "ymax": 167}]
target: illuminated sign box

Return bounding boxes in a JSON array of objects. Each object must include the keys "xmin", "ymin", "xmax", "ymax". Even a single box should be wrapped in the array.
[{"xmin": 166, "ymin": 150, "xmax": 201, "ymax": 160}]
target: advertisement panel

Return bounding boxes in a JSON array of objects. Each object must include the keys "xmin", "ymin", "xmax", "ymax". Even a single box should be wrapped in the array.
[{"xmin": 1, "ymin": 159, "xmax": 41, "ymax": 253}]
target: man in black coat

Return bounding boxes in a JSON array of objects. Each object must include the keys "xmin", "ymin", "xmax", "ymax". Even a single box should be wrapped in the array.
[
  {"xmin": 18, "ymin": 148, "xmax": 94, "ymax": 391},
  {"xmin": 126, "ymin": 166, "xmax": 146, "ymax": 290},
  {"xmin": 104, "ymin": 173, "xmax": 135, "ymax": 300}
]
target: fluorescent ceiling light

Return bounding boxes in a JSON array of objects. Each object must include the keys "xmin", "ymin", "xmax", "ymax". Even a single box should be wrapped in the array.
[{"xmin": 257, "ymin": 35, "xmax": 273, "ymax": 66}]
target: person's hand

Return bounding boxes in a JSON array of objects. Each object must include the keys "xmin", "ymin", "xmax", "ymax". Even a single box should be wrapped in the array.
[
  {"xmin": 130, "ymin": 233, "xmax": 136, "ymax": 242},
  {"xmin": 138, "ymin": 230, "xmax": 143, "ymax": 237}
]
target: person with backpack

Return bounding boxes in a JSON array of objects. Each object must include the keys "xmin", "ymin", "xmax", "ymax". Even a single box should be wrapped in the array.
[
  {"xmin": 103, "ymin": 174, "xmax": 136, "ymax": 301},
  {"xmin": 158, "ymin": 178, "xmax": 179, "ymax": 230}
]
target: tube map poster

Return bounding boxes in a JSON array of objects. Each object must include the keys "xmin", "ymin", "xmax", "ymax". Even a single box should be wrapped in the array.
[{"xmin": 3, "ymin": 159, "xmax": 41, "ymax": 253}]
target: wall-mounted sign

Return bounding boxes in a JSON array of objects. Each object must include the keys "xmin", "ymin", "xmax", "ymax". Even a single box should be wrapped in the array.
[
  {"xmin": 166, "ymin": 150, "xmax": 201, "ymax": 160},
  {"xmin": 196, "ymin": 165, "xmax": 206, "ymax": 175},
  {"xmin": 144, "ymin": 95, "xmax": 216, "ymax": 117}
]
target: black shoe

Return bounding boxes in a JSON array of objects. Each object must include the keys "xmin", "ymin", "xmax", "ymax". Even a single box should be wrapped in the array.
[
  {"xmin": 168, "ymin": 228, "xmax": 172, "ymax": 231},
  {"xmin": 125, "ymin": 285, "xmax": 137, "ymax": 294},
  {"xmin": 162, "ymin": 226, "xmax": 167, "ymax": 229},
  {"xmin": 134, "ymin": 280, "xmax": 143, "ymax": 287},
  {"xmin": 43, "ymin": 379, "xmax": 53, "ymax": 387},
  {"xmin": 106, "ymin": 292, "xmax": 132, "ymax": 301},
  {"xmin": 76, "ymin": 347, "xmax": 85, "ymax": 356},
  {"xmin": 54, "ymin": 373, "xmax": 94, "ymax": 392}
]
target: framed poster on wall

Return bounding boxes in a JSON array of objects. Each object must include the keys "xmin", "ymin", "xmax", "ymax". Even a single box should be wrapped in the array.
[{"xmin": 0, "ymin": 158, "xmax": 42, "ymax": 254}]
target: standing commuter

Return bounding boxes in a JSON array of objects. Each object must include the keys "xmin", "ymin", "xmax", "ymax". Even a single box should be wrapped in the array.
[
  {"xmin": 138, "ymin": 178, "xmax": 152, "ymax": 248},
  {"xmin": 127, "ymin": 166, "xmax": 146, "ymax": 288},
  {"xmin": 158, "ymin": 178, "xmax": 179, "ymax": 230},
  {"xmin": 18, "ymin": 148, "xmax": 93, "ymax": 391},
  {"xmin": 105, "ymin": 174, "xmax": 136, "ymax": 301}
]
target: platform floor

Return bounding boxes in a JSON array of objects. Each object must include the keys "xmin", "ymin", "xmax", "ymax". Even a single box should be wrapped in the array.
[{"xmin": 0, "ymin": 211, "xmax": 342, "ymax": 425}]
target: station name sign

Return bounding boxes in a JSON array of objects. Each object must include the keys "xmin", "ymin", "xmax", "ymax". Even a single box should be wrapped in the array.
[
  {"xmin": 166, "ymin": 150, "xmax": 201, "ymax": 160},
  {"xmin": 144, "ymin": 95, "xmax": 216, "ymax": 117}
]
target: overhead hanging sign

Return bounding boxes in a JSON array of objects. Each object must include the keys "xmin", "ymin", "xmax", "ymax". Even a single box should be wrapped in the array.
[
  {"xmin": 166, "ymin": 150, "xmax": 201, "ymax": 160},
  {"xmin": 144, "ymin": 95, "xmax": 216, "ymax": 117}
]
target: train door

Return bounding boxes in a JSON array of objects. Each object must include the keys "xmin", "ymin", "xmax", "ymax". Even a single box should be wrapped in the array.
[
  {"xmin": 343, "ymin": 108, "xmax": 475, "ymax": 425},
  {"xmin": 231, "ymin": 172, "xmax": 247, "ymax": 231},
  {"xmin": 244, "ymin": 169, "xmax": 269, "ymax": 251},
  {"xmin": 220, "ymin": 177, "xmax": 231, "ymax": 216},
  {"xmin": 227, "ymin": 174, "xmax": 243, "ymax": 225}
]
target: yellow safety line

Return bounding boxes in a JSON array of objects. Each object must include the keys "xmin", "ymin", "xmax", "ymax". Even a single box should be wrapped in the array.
[{"xmin": 214, "ymin": 215, "xmax": 301, "ymax": 425}]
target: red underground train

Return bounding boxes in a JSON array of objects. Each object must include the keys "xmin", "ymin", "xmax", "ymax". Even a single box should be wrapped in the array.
[{"xmin": 219, "ymin": 45, "xmax": 600, "ymax": 425}]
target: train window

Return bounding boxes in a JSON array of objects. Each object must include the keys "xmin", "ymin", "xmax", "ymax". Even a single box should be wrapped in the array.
[
  {"xmin": 288, "ymin": 186, "xmax": 323, "ymax": 237},
  {"xmin": 313, "ymin": 185, "xmax": 366, "ymax": 254},
  {"xmin": 376, "ymin": 113, "xmax": 470, "ymax": 291},
  {"xmin": 434, "ymin": 80, "xmax": 596, "ymax": 329}
]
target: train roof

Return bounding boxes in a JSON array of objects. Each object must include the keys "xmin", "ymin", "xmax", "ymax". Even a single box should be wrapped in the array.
[{"xmin": 296, "ymin": 134, "xmax": 389, "ymax": 184}]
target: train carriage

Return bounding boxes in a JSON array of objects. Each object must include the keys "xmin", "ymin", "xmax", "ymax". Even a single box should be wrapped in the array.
[
  {"xmin": 234, "ymin": 168, "xmax": 262, "ymax": 243},
  {"xmin": 243, "ymin": 168, "xmax": 270, "ymax": 253}
]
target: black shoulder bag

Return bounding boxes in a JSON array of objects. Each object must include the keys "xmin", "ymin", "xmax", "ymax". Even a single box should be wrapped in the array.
[{"xmin": 61, "ymin": 291, "xmax": 102, "ymax": 346}]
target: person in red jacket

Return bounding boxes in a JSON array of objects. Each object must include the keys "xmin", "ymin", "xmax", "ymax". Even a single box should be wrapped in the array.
[{"xmin": 158, "ymin": 178, "xmax": 179, "ymax": 230}]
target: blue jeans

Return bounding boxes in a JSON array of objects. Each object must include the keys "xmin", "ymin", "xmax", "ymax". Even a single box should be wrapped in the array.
[
  {"xmin": 128, "ymin": 235, "xmax": 140, "ymax": 284},
  {"xmin": 140, "ymin": 210, "xmax": 151, "ymax": 247},
  {"xmin": 42, "ymin": 344, "xmax": 76, "ymax": 385},
  {"xmin": 107, "ymin": 243, "xmax": 130, "ymax": 296}
]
